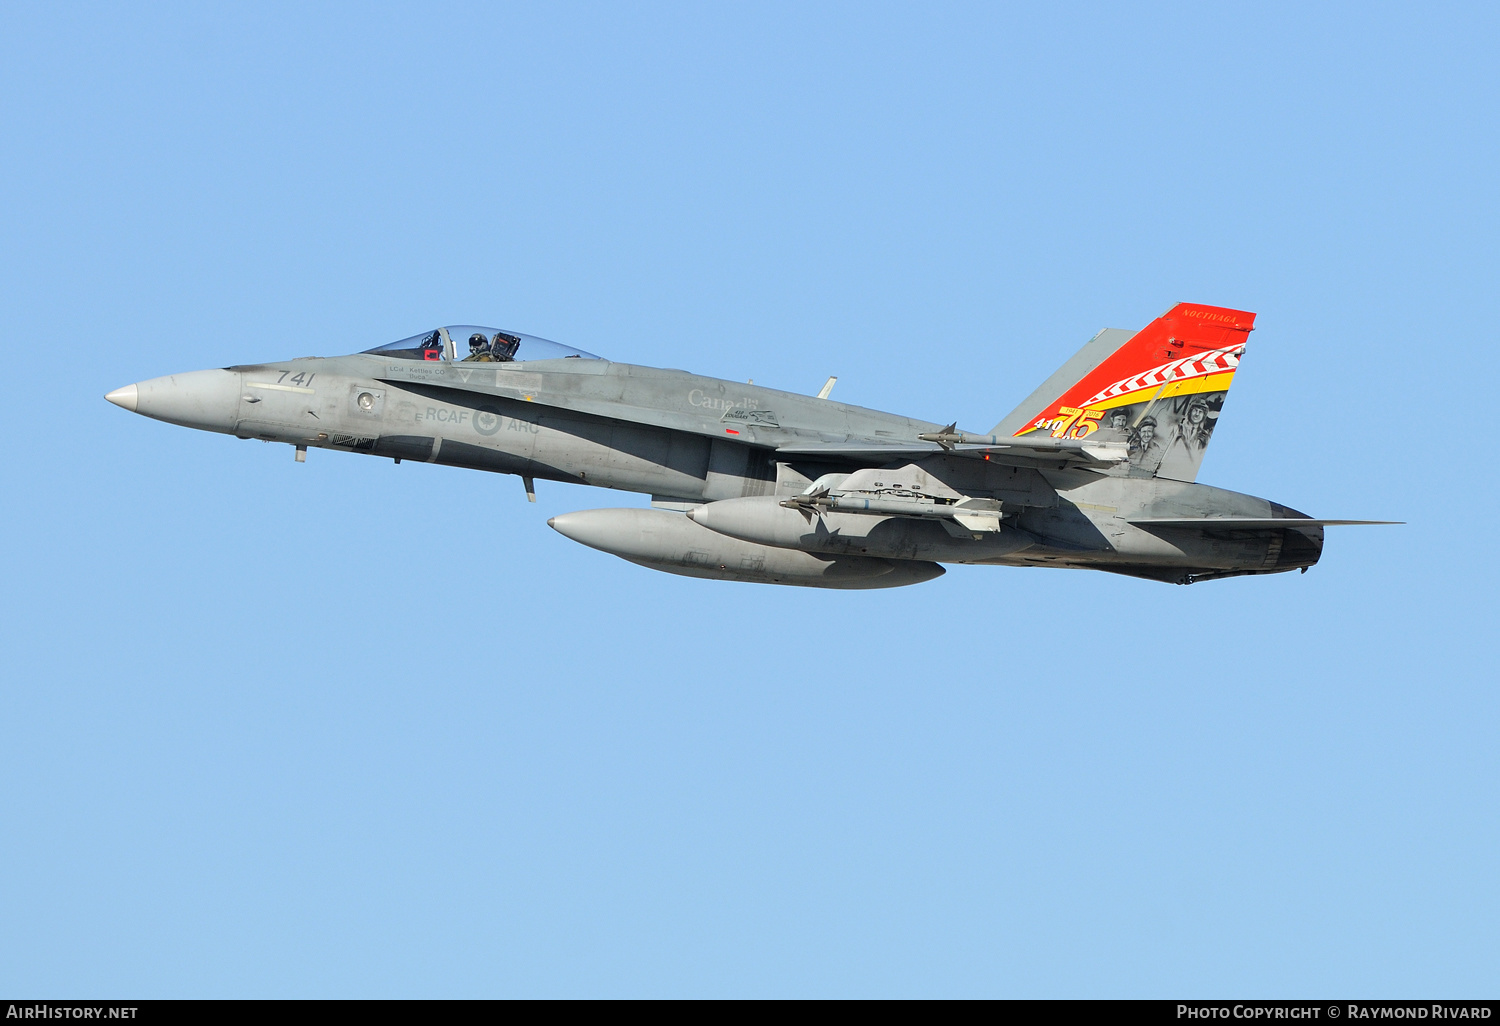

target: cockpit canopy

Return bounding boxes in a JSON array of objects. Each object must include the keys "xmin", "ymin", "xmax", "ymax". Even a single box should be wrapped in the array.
[{"xmin": 363, "ymin": 326, "xmax": 600, "ymax": 363}]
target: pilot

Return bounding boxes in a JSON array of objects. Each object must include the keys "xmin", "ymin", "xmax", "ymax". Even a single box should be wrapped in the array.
[
  {"xmin": 1100, "ymin": 408, "xmax": 1132, "ymax": 443},
  {"xmin": 1178, "ymin": 397, "xmax": 1213, "ymax": 452},
  {"xmin": 465, "ymin": 333, "xmax": 495, "ymax": 362},
  {"xmin": 1157, "ymin": 398, "xmax": 1209, "ymax": 478},
  {"xmin": 1129, "ymin": 416, "xmax": 1165, "ymax": 473},
  {"xmin": 492, "ymin": 332, "xmax": 522, "ymax": 362}
]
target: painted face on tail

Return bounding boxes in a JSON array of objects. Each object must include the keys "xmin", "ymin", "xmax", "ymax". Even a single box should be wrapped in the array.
[{"xmin": 1019, "ymin": 302, "xmax": 1254, "ymax": 482}]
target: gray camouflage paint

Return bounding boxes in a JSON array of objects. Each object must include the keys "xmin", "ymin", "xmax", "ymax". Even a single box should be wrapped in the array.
[{"xmin": 105, "ymin": 337, "xmax": 1338, "ymax": 587}]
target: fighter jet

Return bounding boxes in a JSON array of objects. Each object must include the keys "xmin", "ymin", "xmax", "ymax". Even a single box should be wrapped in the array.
[{"xmin": 104, "ymin": 305, "xmax": 1394, "ymax": 589}]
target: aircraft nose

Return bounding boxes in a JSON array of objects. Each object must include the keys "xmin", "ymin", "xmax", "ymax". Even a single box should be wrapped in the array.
[
  {"xmin": 547, "ymin": 513, "xmax": 581, "ymax": 540},
  {"xmin": 548, "ymin": 511, "xmax": 612, "ymax": 549},
  {"xmin": 104, "ymin": 384, "xmax": 138, "ymax": 412},
  {"xmin": 106, "ymin": 369, "xmax": 242, "ymax": 434}
]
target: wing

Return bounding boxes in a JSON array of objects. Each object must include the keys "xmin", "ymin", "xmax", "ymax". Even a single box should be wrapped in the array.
[
  {"xmin": 375, "ymin": 360, "xmax": 1123, "ymax": 468},
  {"xmin": 775, "ymin": 436, "xmax": 1129, "ymax": 467}
]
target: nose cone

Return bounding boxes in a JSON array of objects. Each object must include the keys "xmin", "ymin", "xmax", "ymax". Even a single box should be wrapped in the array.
[
  {"xmin": 548, "ymin": 511, "xmax": 606, "ymax": 548},
  {"xmin": 104, "ymin": 384, "xmax": 138, "ymax": 412},
  {"xmin": 106, "ymin": 369, "xmax": 242, "ymax": 433},
  {"xmin": 547, "ymin": 508, "xmax": 673, "ymax": 556}
]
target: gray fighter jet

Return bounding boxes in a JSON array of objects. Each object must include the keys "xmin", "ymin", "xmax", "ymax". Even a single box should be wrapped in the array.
[{"xmin": 105, "ymin": 305, "xmax": 1394, "ymax": 589}]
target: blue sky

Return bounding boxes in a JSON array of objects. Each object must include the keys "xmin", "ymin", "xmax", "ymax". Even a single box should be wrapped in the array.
[{"xmin": 1, "ymin": 1, "xmax": 1495, "ymax": 997}]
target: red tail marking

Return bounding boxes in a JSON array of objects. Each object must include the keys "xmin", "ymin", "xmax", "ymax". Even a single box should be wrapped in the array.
[{"xmin": 1016, "ymin": 302, "xmax": 1255, "ymax": 437}]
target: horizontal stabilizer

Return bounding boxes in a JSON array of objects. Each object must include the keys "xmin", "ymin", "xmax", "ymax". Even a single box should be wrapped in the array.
[{"xmin": 1127, "ymin": 518, "xmax": 1402, "ymax": 528}]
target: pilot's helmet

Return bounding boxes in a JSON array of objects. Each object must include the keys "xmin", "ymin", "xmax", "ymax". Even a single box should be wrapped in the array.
[{"xmin": 469, "ymin": 333, "xmax": 488, "ymax": 352}]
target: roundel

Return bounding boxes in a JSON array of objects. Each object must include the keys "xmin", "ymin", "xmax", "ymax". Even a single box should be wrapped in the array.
[{"xmin": 473, "ymin": 405, "xmax": 503, "ymax": 436}]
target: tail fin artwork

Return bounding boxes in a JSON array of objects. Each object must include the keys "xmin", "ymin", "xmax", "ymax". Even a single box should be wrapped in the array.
[{"xmin": 990, "ymin": 302, "xmax": 1255, "ymax": 482}]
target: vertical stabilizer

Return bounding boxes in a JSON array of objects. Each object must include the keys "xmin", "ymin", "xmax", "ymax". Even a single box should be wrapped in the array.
[{"xmin": 991, "ymin": 303, "xmax": 1254, "ymax": 482}]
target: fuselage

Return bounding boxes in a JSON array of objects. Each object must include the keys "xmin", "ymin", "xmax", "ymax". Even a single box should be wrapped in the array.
[{"xmin": 108, "ymin": 351, "xmax": 1323, "ymax": 585}]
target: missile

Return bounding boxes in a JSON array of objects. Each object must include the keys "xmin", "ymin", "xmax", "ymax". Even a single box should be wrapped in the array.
[
  {"xmin": 917, "ymin": 424, "xmax": 1127, "ymax": 463},
  {"xmin": 686, "ymin": 496, "xmax": 1035, "ymax": 563},
  {"xmin": 780, "ymin": 489, "xmax": 1003, "ymax": 531},
  {"xmin": 547, "ymin": 507, "xmax": 944, "ymax": 589}
]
